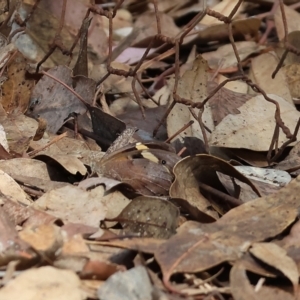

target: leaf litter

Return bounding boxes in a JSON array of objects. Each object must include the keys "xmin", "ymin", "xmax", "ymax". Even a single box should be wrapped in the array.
[{"xmin": 1, "ymin": 0, "xmax": 300, "ymax": 299}]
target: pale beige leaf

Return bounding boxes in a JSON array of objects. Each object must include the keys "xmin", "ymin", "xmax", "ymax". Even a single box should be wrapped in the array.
[
  {"xmin": 200, "ymin": 0, "xmax": 244, "ymax": 26},
  {"xmin": 216, "ymin": 74, "xmax": 248, "ymax": 94},
  {"xmin": 274, "ymin": 4, "xmax": 300, "ymax": 41},
  {"xmin": 0, "ymin": 266, "xmax": 85, "ymax": 300},
  {"xmin": 19, "ymin": 224, "xmax": 63, "ymax": 257},
  {"xmin": 249, "ymin": 52, "xmax": 293, "ymax": 104},
  {"xmin": 36, "ymin": 154, "xmax": 87, "ymax": 176},
  {"xmin": 0, "ymin": 170, "xmax": 32, "ymax": 205},
  {"xmin": 210, "ymin": 94, "xmax": 300, "ymax": 151},
  {"xmin": 0, "ymin": 123, "xmax": 8, "ymax": 151},
  {"xmin": 167, "ymin": 55, "xmax": 211, "ymax": 142},
  {"xmin": 203, "ymin": 41, "xmax": 263, "ymax": 70},
  {"xmin": 33, "ymin": 185, "xmax": 107, "ymax": 227},
  {"xmin": 0, "ymin": 158, "xmax": 51, "ymax": 180}
]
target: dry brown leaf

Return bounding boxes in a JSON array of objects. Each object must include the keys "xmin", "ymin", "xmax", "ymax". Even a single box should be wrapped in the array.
[
  {"xmin": 208, "ymin": 81, "xmax": 252, "ymax": 127},
  {"xmin": 283, "ymin": 63, "xmax": 300, "ymax": 100},
  {"xmin": 118, "ymin": 105, "xmax": 169, "ymax": 142},
  {"xmin": 30, "ymin": 134, "xmax": 103, "ymax": 169},
  {"xmin": 132, "ymin": 12, "xmax": 180, "ymax": 47},
  {"xmin": 12, "ymin": 3, "xmax": 80, "ymax": 68},
  {"xmin": 155, "ymin": 175, "xmax": 300, "ymax": 283},
  {"xmin": 1, "ymin": 52, "xmax": 34, "ymax": 114},
  {"xmin": 2, "ymin": 114, "xmax": 38, "ymax": 154},
  {"xmin": 42, "ymin": 0, "xmax": 109, "ymax": 61},
  {"xmin": 19, "ymin": 224, "xmax": 63, "ymax": 258},
  {"xmin": 0, "ymin": 205, "xmax": 36, "ymax": 267},
  {"xmin": 93, "ymin": 237, "xmax": 164, "ymax": 255},
  {"xmin": 28, "ymin": 66, "xmax": 95, "ymax": 133},
  {"xmin": 196, "ymin": 18, "xmax": 261, "ymax": 43},
  {"xmin": 118, "ymin": 196, "xmax": 179, "ymax": 239},
  {"xmin": 1, "ymin": 191, "xmax": 59, "ymax": 227}
]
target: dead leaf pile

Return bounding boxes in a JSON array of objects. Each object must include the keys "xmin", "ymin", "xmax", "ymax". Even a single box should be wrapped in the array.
[{"xmin": 1, "ymin": 0, "xmax": 300, "ymax": 299}]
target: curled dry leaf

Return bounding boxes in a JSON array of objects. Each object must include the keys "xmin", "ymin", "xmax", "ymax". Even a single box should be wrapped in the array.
[
  {"xmin": 230, "ymin": 261, "xmax": 295, "ymax": 300},
  {"xmin": 87, "ymin": 103, "xmax": 126, "ymax": 147},
  {"xmin": 35, "ymin": 154, "xmax": 87, "ymax": 176},
  {"xmin": 275, "ymin": 141, "xmax": 300, "ymax": 175},
  {"xmin": 33, "ymin": 118, "xmax": 47, "ymax": 141},
  {"xmin": 250, "ymin": 242, "xmax": 299, "ymax": 294},
  {"xmin": 170, "ymin": 154, "xmax": 260, "ymax": 220},
  {"xmin": 218, "ymin": 166, "xmax": 291, "ymax": 202}
]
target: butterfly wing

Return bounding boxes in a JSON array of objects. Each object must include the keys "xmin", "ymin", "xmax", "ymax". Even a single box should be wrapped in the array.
[{"xmin": 96, "ymin": 142, "xmax": 180, "ymax": 195}]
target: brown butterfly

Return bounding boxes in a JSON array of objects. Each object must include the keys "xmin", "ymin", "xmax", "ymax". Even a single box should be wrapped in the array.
[{"xmin": 94, "ymin": 141, "xmax": 180, "ymax": 196}]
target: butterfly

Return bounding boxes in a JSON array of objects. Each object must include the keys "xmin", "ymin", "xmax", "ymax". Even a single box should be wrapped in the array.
[{"xmin": 94, "ymin": 140, "xmax": 180, "ymax": 196}]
